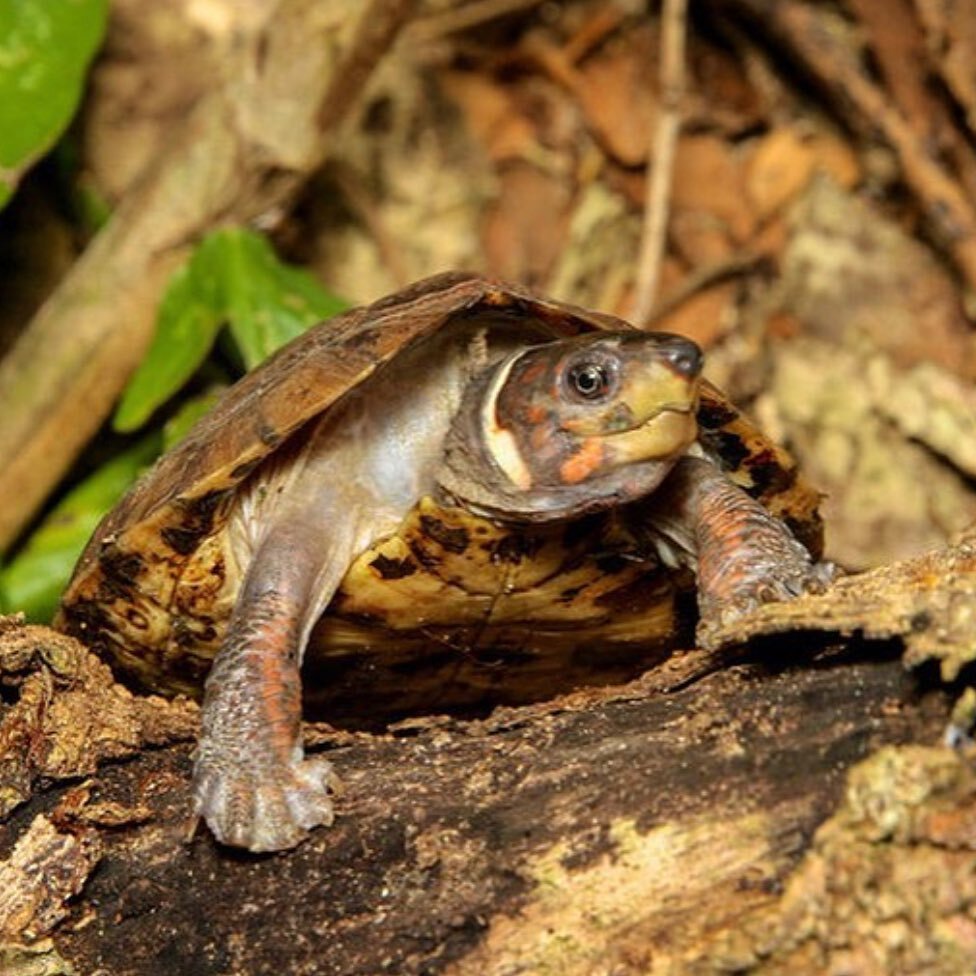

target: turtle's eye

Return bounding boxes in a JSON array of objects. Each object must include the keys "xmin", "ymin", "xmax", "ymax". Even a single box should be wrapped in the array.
[{"xmin": 565, "ymin": 360, "xmax": 616, "ymax": 402}]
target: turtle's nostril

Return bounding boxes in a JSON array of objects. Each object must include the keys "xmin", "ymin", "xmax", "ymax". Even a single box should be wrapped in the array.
[{"xmin": 662, "ymin": 338, "xmax": 703, "ymax": 378}]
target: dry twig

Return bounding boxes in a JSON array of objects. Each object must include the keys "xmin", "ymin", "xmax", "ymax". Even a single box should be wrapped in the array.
[
  {"xmin": 629, "ymin": 0, "xmax": 688, "ymax": 327},
  {"xmin": 407, "ymin": 0, "xmax": 544, "ymax": 41},
  {"xmin": 318, "ymin": 0, "xmax": 419, "ymax": 131},
  {"xmin": 642, "ymin": 253, "xmax": 763, "ymax": 328}
]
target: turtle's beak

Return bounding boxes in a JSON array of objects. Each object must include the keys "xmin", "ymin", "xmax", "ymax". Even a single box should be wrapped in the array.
[{"xmin": 600, "ymin": 335, "xmax": 702, "ymax": 465}]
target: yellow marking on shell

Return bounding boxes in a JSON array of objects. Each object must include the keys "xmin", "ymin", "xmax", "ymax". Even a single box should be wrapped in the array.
[
  {"xmin": 172, "ymin": 532, "xmax": 238, "ymax": 621},
  {"xmin": 337, "ymin": 530, "xmax": 490, "ymax": 627},
  {"xmin": 480, "ymin": 353, "xmax": 533, "ymax": 489}
]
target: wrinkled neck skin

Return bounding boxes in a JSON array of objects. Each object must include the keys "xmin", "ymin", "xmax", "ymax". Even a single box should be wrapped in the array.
[{"xmin": 435, "ymin": 365, "xmax": 682, "ymax": 524}]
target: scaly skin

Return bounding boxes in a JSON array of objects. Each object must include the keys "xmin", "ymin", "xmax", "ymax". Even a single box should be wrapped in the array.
[
  {"xmin": 652, "ymin": 457, "xmax": 834, "ymax": 648},
  {"xmin": 189, "ymin": 329, "xmax": 475, "ymax": 852},
  {"xmin": 193, "ymin": 584, "xmax": 337, "ymax": 852},
  {"xmin": 191, "ymin": 506, "xmax": 353, "ymax": 853}
]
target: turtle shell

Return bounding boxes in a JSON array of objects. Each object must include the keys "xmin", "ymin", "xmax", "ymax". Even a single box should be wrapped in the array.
[{"xmin": 57, "ymin": 272, "xmax": 823, "ymax": 720}]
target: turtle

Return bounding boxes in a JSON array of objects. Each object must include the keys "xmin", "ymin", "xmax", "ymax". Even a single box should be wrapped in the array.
[{"xmin": 57, "ymin": 271, "xmax": 832, "ymax": 853}]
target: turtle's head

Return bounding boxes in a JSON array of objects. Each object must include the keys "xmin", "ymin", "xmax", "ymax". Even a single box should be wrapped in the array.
[{"xmin": 439, "ymin": 331, "xmax": 704, "ymax": 521}]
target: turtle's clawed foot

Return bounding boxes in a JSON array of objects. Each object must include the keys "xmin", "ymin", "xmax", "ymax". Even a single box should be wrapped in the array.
[
  {"xmin": 193, "ymin": 750, "xmax": 337, "ymax": 853},
  {"xmin": 697, "ymin": 555, "xmax": 836, "ymax": 647},
  {"xmin": 658, "ymin": 456, "xmax": 837, "ymax": 650},
  {"xmin": 694, "ymin": 480, "xmax": 838, "ymax": 650}
]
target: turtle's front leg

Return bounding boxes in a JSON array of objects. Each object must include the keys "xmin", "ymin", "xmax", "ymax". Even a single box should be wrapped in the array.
[
  {"xmin": 654, "ymin": 456, "xmax": 834, "ymax": 648},
  {"xmin": 193, "ymin": 541, "xmax": 340, "ymax": 852}
]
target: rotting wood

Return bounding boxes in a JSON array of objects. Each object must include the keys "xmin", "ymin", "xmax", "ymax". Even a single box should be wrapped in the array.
[{"xmin": 0, "ymin": 632, "xmax": 951, "ymax": 976}]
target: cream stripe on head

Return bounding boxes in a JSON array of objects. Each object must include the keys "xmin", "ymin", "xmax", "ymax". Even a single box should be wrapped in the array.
[{"xmin": 480, "ymin": 352, "xmax": 533, "ymax": 490}]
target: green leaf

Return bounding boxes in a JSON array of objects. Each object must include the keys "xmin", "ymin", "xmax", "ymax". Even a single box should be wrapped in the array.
[
  {"xmin": 112, "ymin": 258, "xmax": 224, "ymax": 432},
  {"xmin": 0, "ymin": 433, "xmax": 161, "ymax": 622},
  {"xmin": 0, "ymin": 0, "xmax": 109, "ymax": 207},
  {"xmin": 216, "ymin": 228, "xmax": 348, "ymax": 370},
  {"xmin": 113, "ymin": 227, "xmax": 348, "ymax": 432}
]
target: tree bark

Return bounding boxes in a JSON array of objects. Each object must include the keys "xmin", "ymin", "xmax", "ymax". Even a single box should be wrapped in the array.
[{"xmin": 0, "ymin": 633, "xmax": 955, "ymax": 975}]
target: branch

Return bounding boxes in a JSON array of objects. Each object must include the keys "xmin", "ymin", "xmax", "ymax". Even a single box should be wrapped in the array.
[{"xmin": 629, "ymin": 0, "xmax": 688, "ymax": 327}]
